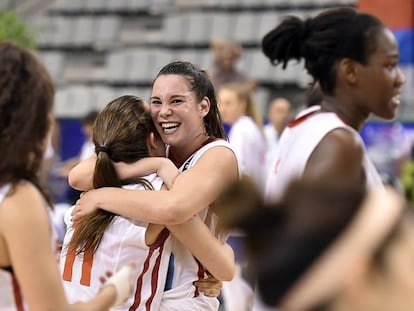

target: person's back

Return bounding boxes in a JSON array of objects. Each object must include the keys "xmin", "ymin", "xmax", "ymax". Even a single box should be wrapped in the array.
[{"xmin": 61, "ymin": 176, "xmax": 169, "ymax": 310}]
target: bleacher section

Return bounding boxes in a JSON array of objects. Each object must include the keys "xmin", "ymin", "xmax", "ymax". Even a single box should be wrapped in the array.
[{"xmin": 25, "ymin": 0, "xmax": 357, "ymax": 118}]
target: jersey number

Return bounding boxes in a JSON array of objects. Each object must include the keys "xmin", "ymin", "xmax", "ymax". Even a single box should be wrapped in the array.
[{"xmin": 62, "ymin": 241, "xmax": 94, "ymax": 286}]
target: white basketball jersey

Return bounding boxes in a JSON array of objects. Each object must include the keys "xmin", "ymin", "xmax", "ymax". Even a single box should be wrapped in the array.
[
  {"xmin": 60, "ymin": 173, "xmax": 171, "ymax": 311},
  {"xmin": 0, "ymin": 182, "xmax": 59, "ymax": 311},
  {"xmin": 265, "ymin": 106, "xmax": 383, "ymax": 203},
  {"xmin": 161, "ymin": 139, "xmax": 239, "ymax": 311}
]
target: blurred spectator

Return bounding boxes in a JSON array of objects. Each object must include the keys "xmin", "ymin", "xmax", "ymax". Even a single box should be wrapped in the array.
[
  {"xmin": 264, "ymin": 97, "xmax": 292, "ymax": 174},
  {"xmin": 210, "ymin": 38, "xmax": 256, "ymax": 92},
  {"xmin": 56, "ymin": 109, "xmax": 98, "ymax": 206},
  {"xmin": 218, "ymin": 83, "xmax": 266, "ymax": 189},
  {"xmin": 39, "ymin": 118, "xmax": 61, "ymax": 184},
  {"xmin": 57, "ymin": 110, "xmax": 99, "ymax": 178}
]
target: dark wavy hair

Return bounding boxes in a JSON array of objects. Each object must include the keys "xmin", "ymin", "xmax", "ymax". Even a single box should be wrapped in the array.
[
  {"xmin": 155, "ymin": 61, "xmax": 226, "ymax": 139},
  {"xmin": 262, "ymin": 7, "xmax": 384, "ymax": 95},
  {"xmin": 0, "ymin": 42, "xmax": 54, "ymax": 205},
  {"xmin": 69, "ymin": 95, "xmax": 160, "ymax": 254}
]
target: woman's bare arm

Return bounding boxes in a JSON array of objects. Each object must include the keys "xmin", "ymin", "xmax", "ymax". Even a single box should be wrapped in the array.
[
  {"xmin": 73, "ymin": 146, "xmax": 238, "ymax": 225},
  {"xmin": 167, "ymin": 216, "xmax": 235, "ymax": 281},
  {"xmin": 69, "ymin": 157, "xmax": 179, "ymax": 191},
  {"xmin": 116, "ymin": 157, "xmax": 179, "ymax": 189},
  {"xmin": 68, "ymin": 156, "xmax": 96, "ymax": 190}
]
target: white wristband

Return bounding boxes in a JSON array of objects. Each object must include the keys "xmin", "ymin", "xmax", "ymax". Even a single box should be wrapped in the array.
[{"xmin": 103, "ymin": 264, "xmax": 134, "ymax": 307}]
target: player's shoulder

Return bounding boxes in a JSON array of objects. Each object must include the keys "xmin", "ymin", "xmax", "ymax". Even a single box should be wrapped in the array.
[
  {"xmin": 324, "ymin": 127, "xmax": 361, "ymax": 149},
  {"xmin": 317, "ymin": 127, "xmax": 364, "ymax": 163},
  {"xmin": 201, "ymin": 139, "xmax": 236, "ymax": 158},
  {"xmin": 4, "ymin": 181, "xmax": 43, "ymax": 205},
  {"xmin": 0, "ymin": 181, "xmax": 49, "ymax": 230}
]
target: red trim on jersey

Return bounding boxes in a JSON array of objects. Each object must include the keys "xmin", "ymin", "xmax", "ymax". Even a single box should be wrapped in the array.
[
  {"xmin": 193, "ymin": 259, "xmax": 206, "ymax": 298},
  {"xmin": 149, "ymin": 228, "xmax": 170, "ymax": 249},
  {"xmin": 288, "ymin": 108, "xmax": 350, "ymax": 129},
  {"xmin": 334, "ymin": 114, "xmax": 351, "ymax": 126},
  {"xmin": 129, "ymin": 229, "xmax": 170, "ymax": 310},
  {"xmin": 12, "ymin": 273, "xmax": 24, "ymax": 311},
  {"xmin": 193, "ymin": 205, "xmax": 209, "ymax": 298},
  {"xmin": 146, "ymin": 245, "xmax": 164, "ymax": 310},
  {"xmin": 287, "ymin": 109, "xmax": 319, "ymax": 128},
  {"xmin": 129, "ymin": 248, "xmax": 154, "ymax": 310}
]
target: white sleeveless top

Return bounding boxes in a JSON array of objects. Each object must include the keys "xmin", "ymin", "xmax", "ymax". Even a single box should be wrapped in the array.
[
  {"xmin": 265, "ymin": 106, "xmax": 383, "ymax": 203},
  {"xmin": 60, "ymin": 173, "xmax": 172, "ymax": 311},
  {"xmin": 228, "ymin": 116, "xmax": 267, "ymax": 190},
  {"xmin": 161, "ymin": 139, "xmax": 239, "ymax": 311},
  {"xmin": 0, "ymin": 182, "xmax": 59, "ymax": 311}
]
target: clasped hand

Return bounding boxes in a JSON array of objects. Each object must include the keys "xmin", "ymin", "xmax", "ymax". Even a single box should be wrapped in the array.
[{"xmin": 72, "ymin": 189, "xmax": 101, "ymax": 221}]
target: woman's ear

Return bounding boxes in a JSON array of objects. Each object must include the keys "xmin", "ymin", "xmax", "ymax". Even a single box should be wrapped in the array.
[
  {"xmin": 147, "ymin": 132, "xmax": 166, "ymax": 157},
  {"xmin": 147, "ymin": 132, "xmax": 158, "ymax": 150},
  {"xmin": 338, "ymin": 58, "xmax": 358, "ymax": 85},
  {"xmin": 200, "ymin": 96, "xmax": 211, "ymax": 117}
]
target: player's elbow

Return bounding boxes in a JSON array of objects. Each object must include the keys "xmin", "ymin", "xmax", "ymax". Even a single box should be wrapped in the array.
[
  {"xmin": 216, "ymin": 263, "xmax": 236, "ymax": 282},
  {"xmin": 161, "ymin": 201, "xmax": 191, "ymax": 225},
  {"xmin": 68, "ymin": 171, "xmax": 81, "ymax": 190},
  {"xmin": 209, "ymin": 247, "xmax": 236, "ymax": 281}
]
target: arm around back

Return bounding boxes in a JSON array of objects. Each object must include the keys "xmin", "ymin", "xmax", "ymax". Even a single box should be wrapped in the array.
[
  {"xmin": 73, "ymin": 145, "xmax": 239, "ymax": 225},
  {"xmin": 167, "ymin": 215, "xmax": 235, "ymax": 281},
  {"xmin": 68, "ymin": 156, "xmax": 96, "ymax": 191}
]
